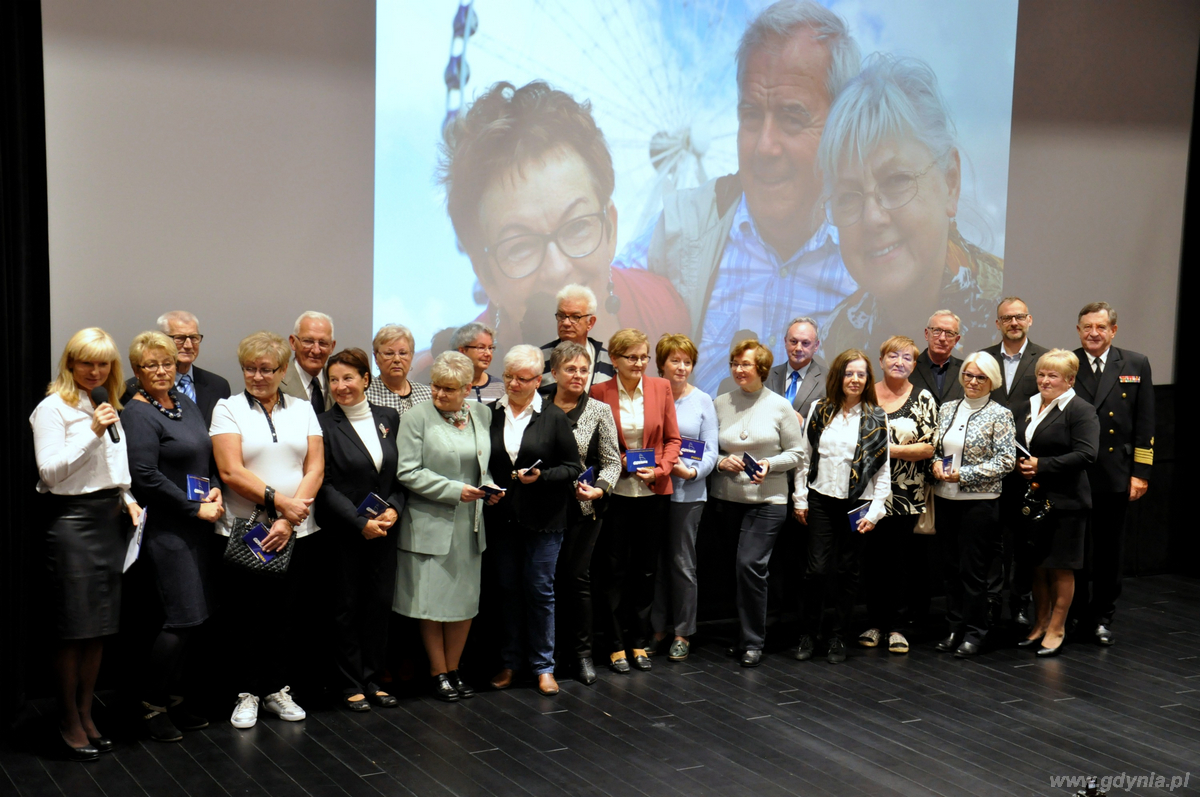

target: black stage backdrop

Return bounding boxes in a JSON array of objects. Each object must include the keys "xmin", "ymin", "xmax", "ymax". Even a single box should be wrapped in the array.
[{"xmin": 0, "ymin": 1, "xmax": 1195, "ymax": 728}]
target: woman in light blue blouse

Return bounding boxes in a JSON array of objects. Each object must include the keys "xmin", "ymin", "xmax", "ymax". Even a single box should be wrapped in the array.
[{"xmin": 649, "ymin": 334, "xmax": 718, "ymax": 662}]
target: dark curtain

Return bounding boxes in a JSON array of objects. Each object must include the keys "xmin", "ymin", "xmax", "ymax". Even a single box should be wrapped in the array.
[{"xmin": 0, "ymin": 0, "xmax": 52, "ymax": 725}]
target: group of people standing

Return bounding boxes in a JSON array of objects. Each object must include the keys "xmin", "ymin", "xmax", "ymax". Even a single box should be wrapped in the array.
[{"xmin": 31, "ymin": 285, "xmax": 1153, "ymax": 760}]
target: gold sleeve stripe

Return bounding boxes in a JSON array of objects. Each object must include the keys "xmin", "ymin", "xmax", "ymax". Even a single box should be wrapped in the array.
[{"xmin": 1134, "ymin": 448, "xmax": 1154, "ymax": 465}]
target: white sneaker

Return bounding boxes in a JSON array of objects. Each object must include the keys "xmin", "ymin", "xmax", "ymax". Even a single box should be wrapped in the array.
[
  {"xmin": 262, "ymin": 686, "xmax": 306, "ymax": 722},
  {"xmin": 230, "ymin": 693, "xmax": 259, "ymax": 729}
]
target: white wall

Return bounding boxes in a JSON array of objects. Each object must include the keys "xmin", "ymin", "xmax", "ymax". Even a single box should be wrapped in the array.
[{"xmin": 41, "ymin": 0, "xmax": 375, "ymax": 385}]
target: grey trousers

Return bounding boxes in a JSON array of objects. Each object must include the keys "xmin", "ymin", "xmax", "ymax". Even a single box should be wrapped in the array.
[{"xmin": 651, "ymin": 501, "xmax": 705, "ymax": 638}]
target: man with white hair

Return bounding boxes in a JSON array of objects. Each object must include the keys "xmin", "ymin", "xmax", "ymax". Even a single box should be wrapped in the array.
[
  {"xmin": 281, "ymin": 311, "xmax": 337, "ymax": 415},
  {"xmin": 614, "ymin": 0, "xmax": 861, "ymax": 394},
  {"xmin": 910, "ymin": 310, "xmax": 965, "ymax": 405},
  {"xmin": 538, "ymin": 284, "xmax": 614, "ymax": 390},
  {"xmin": 121, "ymin": 310, "xmax": 231, "ymax": 424}
]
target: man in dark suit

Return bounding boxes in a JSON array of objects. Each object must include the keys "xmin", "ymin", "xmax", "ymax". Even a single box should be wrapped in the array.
[
  {"xmin": 909, "ymin": 310, "xmax": 964, "ymax": 405},
  {"xmin": 764, "ymin": 316, "xmax": 826, "ymax": 423},
  {"xmin": 121, "ymin": 311, "xmax": 231, "ymax": 425},
  {"xmin": 982, "ymin": 297, "xmax": 1049, "ymax": 627},
  {"xmin": 281, "ymin": 311, "xmax": 337, "ymax": 415},
  {"xmin": 1072, "ymin": 301, "xmax": 1154, "ymax": 646}
]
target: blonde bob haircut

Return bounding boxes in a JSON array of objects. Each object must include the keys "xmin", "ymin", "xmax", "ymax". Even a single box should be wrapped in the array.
[
  {"xmin": 237, "ymin": 331, "xmax": 291, "ymax": 373},
  {"xmin": 1036, "ymin": 348, "xmax": 1080, "ymax": 381},
  {"xmin": 430, "ymin": 351, "xmax": 475, "ymax": 389},
  {"xmin": 129, "ymin": 331, "xmax": 178, "ymax": 374},
  {"xmin": 879, "ymin": 335, "xmax": 919, "ymax": 361},
  {"xmin": 959, "ymin": 350, "xmax": 1002, "ymax": 390},
  {"xmin": 608, "ymin": 328, "xmax": 650, "ymax": 360},
  {"xmin": 49, "ymin": 327, "xmax": 124, "ymax": 408},
  {"xmin": 729, "ymin": 338, "xmax": 774, "ymax": 382},
  {"xmin": 656, "ymin": 333, "xmax": 698, "ymax": 377}
]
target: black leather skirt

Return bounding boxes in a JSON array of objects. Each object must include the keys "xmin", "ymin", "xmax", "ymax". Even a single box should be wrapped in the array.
[{"xmin": 45, "ymin": 489, "xmax": 125, "ymax": 639}]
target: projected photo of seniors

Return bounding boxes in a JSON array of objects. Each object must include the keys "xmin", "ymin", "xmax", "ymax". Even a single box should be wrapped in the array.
[{"xmin": 374, "ymin": 0, "xmax": 1016, "ymax": 395}]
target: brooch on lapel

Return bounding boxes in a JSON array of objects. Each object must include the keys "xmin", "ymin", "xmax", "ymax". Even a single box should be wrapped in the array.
[{"xmin": 379, "ymin": 423, "xmax": 390, "ymax": 439}]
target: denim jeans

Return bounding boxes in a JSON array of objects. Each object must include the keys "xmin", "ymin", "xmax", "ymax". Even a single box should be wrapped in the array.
[{"xmin": 492, "ymin": 522, "xmax": 564, "ymax": 674}]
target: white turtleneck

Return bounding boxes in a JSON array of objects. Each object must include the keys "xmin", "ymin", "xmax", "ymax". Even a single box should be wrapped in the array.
[
  {"xmin": 935, "ymin": 394, "xmax": 994, "ymax": 501},
  {"xmin": 344, "ymin": 398, "xmax": 383, "ymax": 472}
]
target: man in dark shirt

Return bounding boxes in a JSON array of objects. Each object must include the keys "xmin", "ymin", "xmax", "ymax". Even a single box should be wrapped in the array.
[{"xmin": 909, "ymin": 310, "xmax": 964, "ymax": 405}]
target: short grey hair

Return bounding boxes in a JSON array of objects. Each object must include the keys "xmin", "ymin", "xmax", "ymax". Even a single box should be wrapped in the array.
[
  {"xmin": 549, "ymin": 340, "xmax": 591, "ymax": 371},
  {"xmin": 818, "ymin": 54, "xmax": 957, "ymax": 197},
  {"xmin": 373, "ymin": 323, "xmax": 414, "ymax": 354},
  {"xmin": 430, "ymin": 351, "xmax": 474, "ymax": 388},
  {"xmin": 503, "ymin": 344, "xmax": 544, "ymax": 375},
  {"xmin": 960, "ymin": 351, "xmax": 1001, "ymax": 390},
  {"xmin": 451, "ymin": 321, "xmax": 496, "ymax": 351},
  {"xmin": 293, "ymin": 311, "xmax": 335, "ymax": 339},
  {"xmin": 786, "ymin": 316, "xmax": 819, "ymax": 337},
  {"xmin": 156, "ymin": 310, "xmax": 199, "ymax": 332},
  {"xmin": 736, "ymin": 0, "xmax": 860, "ymax": 102},
  {"xmin": 555, "ymin": 283, "xmax": 598, "ymax": 314},
  {"xmin": 928, "ymin": 309, "xmax": 962, "ymax": 333}
]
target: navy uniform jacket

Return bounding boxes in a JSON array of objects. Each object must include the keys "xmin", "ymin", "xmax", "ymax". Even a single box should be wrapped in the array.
[
  {"xmin": 982, "ymin": 340, "xmax": 1049, "ymax": 416},
  {"xmin": 1071, "ymin": 345, "xmax": 1154, "ymax": 494},
  {"xmin": 910, "ymin": 349, "xmax": 964, "ymax": 405}
]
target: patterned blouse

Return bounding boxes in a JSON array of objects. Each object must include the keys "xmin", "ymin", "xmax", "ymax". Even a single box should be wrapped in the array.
[
  {"xmin": 884, "ymin": 388, "xmax": 939, "ymax": 516},
  {"xmin": 366, "ymin": 379, "xmax": 432, "ymax": 420},
  {"xmin": 545, "ymin": 386, "xmax": 622, "ymax": 519}
]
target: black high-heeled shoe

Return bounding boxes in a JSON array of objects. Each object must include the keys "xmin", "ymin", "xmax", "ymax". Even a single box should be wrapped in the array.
[
  {"xmin": 1017, "ymin": 635, "xmax": 1045, "ymax": 649},
  {"xmin": 1036, "ymin": 641, "xmax": 1064, "ymax": 658},
  {"xmin": 431, "ymin": 673, "xmax": 460, "ymax": 703},
  {"xmin": 87, "ymin": 736, "xmax": 114, "ymax": 753},
  {"xmin": 60, "ymin": 731, "xmax": 100, "ymax": 762}
]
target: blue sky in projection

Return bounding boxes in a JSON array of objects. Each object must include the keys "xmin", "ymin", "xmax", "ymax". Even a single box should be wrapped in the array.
[{"xmin": 374, "ymin": 0, "xmax": 1019, "ymax": 350}]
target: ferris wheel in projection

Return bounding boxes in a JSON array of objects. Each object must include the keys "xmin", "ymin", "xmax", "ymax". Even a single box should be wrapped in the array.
[{"xmin": 443, "ymin": 0, "xmax": 742, "ymax": 242}]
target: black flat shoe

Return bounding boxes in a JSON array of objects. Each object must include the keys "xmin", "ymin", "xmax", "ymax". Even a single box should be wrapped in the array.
[
  {"xmin": 792, "ymin": 635, "xmax": 815, "ymax": 661},
  {"xmin": 609, "ymin": 653, "xmax": 631, "ymax": 674},
  {"xmin": 60, "ymin": 733, "xmax": 100, "ymax": 762},
  {"xmin": 631, "ymin": 649, "xmax": 652, "ymax": 671},
  {"xmin": 740, "ymin": 649, "xmax": 762, "ymax": 668},
  {"xmin": 827, "ymin": 638, "xmax": 847, "ymax": 664},
  {"xmin": 87, "ymin": 736, "xmax": 114, "ymax": 754},
  {"xmin": 1094, "ymin": 624, "xmax": 1115, "ymax": 646},
  {"xmin": 577, "ymin": 657, "xmax": 597, "ymax": 685},
  {"xmin": 934, "ymin": 633, "xmax": 961, "ymax": 653},
  {"xmin": 366, "ymin": 690, "xmax": 399, "ymax": 708},
  {"xmin": 953, "ymin": 640, "xmax": 980, "ymax": 658},
  {"xmin": 447, "ymin": 671, "xmax": 474, "ymax": 699},
  {"xmin": 1017, "ymin": 635, "xmax": 1044, "ymax": 649},
  {"xmin": 344, "ymin": 695, "xmax": 371, "ymax": 712},
  {"xmin": 432, "ymin": 673, "xmax": 460, "ymax": 702}
]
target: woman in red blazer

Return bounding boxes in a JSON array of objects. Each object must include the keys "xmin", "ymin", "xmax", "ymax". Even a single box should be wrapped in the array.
[{"xmin": 590, "ymin": 328, "xmax": 681, "ymax": 673}]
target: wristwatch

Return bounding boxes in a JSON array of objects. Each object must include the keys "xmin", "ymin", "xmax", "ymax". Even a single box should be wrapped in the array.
[{"xmin": 263, "ymin": 485, "xmax": 276, "ymax": 512}]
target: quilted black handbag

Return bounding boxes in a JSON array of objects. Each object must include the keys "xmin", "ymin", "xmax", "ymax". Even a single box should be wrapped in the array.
[{"xmin": 223, "ymin": 506, "xmax": 295, "ymax": 577}]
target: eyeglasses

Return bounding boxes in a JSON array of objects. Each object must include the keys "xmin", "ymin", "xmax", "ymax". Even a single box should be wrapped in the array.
[
  {"xmin": 962, "ymin": 372, "xmax": 989, "ymax": 384},
  {"xmin": 462, "ymin": 345, "xmax": 496, "ymax": 353},
  {"xmin": 616, "ymin": 354, "xmax": 651, "ymax": 364},
  {"xmin": 557, "ymin": 366, "xmax": 590, "ymax": 377},
  {"xmin": 825, "ymin": 162, "xmax": 936, "ymax": 227},
  {"xmin": 242, "ymin": 365, "xmax": 282, "ymax": 376},
  {"xmin": 376, "ymin": 349, "xmax": 412, "ymax": 361},
  {"xmin": 502, "ymin": 373, "xmax": 541, "ymax": 386},
  {"xmin": 998, "ymin": 314, "xmax": 1030, "ymax": 323},
  {"xmin": 170, "ymin": 334, "xmax": 203, "ymax": 346},
  {"xmin": 555, "ymin": 312, "xmax": 593, "ymax": 324},
  {"xmin": 298, "ymin": 338, "xmax": 333, "ymax": 351},
  {"xmin": 430, "ymin": 384, "xmax": 464, "ymax": 395},
  {"xmin": 926, "ymin": 327, "xmax": 960, "ymax": 339},
  {"xmin": 138, "ymin": 362, "xmax": 175, "ymax": 373},
  {"xmin": 484, "ymin": 212, "xmax": 609, "ymax": 279},
  {"xmin": 730, "ymin": 362, "xmax": 756, "ymax": 371}
]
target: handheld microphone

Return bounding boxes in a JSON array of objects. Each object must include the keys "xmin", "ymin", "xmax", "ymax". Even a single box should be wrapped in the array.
[{"xmin": 90, "ymin": 386, "xmax": 121, "ymax": 443}]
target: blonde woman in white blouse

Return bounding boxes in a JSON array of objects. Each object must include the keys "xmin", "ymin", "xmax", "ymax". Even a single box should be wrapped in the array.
[{"xmin": 31, "ymin": 328, "xmax": 142, "ymax": 761}]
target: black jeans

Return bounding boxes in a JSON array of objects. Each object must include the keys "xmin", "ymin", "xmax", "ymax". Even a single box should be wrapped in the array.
[
  {"xmin": 713, "ymin": 499, "xmax": 787, "ymax": 650},
  {"xmin": 593, "ymin": 494, "xmax": 669, "ymax": 653},
  {"xmin": 556, "ymin": 514, "xmax": 603, "ymax": 660},
  {"xmin": 935, "ymin": 496, "xmax": 1000, "ymax": 646},
  {"xmin": 863, "ymin": 513, "xmax": 917, "ymax": 633},
  {"xmin": 799, "ymin": 490, "xmax": 867, "ymax": 641}
]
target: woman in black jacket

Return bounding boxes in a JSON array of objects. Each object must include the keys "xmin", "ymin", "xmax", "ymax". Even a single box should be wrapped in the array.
[
  {"xmin": 485, "ymin": 345, "xmax": 582, "ymax": 695},
  {"xmin": 317, "ymin": 348, "xmax": 406, "ymax": 710},
  {"xmin": 1013, "ymin": 349, "xmax": 1099, "ymax": 658}
]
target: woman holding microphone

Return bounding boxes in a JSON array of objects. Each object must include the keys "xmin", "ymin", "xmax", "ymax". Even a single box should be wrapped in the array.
[{"xmin": 31, "ymin": 328, "xmax": 141, "ymax": 760}]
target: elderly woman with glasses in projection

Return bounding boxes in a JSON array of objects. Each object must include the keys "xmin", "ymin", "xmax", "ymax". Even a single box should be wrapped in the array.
[{"xmin": 817, "ymin": 54, "xmax": 1003, "ymax": 357}]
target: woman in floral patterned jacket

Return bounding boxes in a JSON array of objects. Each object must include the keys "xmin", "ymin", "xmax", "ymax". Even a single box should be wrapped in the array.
[
  {"xmin": 858, "ymin": 336, "xmax": 938, "ymax": 656},
  {"xmin": 930, "ymin": 351, "xmax": 1015, "ymax": 658}
]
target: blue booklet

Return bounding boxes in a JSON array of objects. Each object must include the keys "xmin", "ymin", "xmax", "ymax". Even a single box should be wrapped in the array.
[
  {"xmin": 241, "ymin": 522, "xmax": 277, "ymax": 564},
  {"xmin": 679, "ymin": 438, "xmax": 705, "ymax": 461},
  {"xmin": 577, "ymin": 466, "xmax": 595, "ymax": 487},
  {"xmin": 848, "ymin": 503, "xmax": 871, "ymax": 531},
  {"xmin": 742, "ymin": 451, "xmax": 762, "ymax": 477},
  {"xmin": 626, "ymin": 448, "xmax": 656, "ymax": 472},
  {"xmin": 480, "ymin": 484, "xmax": 507, "ymax": 498},
  {"xmin": 940, "ymin": 455, "xmax": 955, "ymax": 473},
  {"xmin": 186, "ymin": 475, "xmax": 210, "ymax": 502},
  {"xmin": 356, "ymin": 492, "xmax": 389, "ymax": 518}
]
